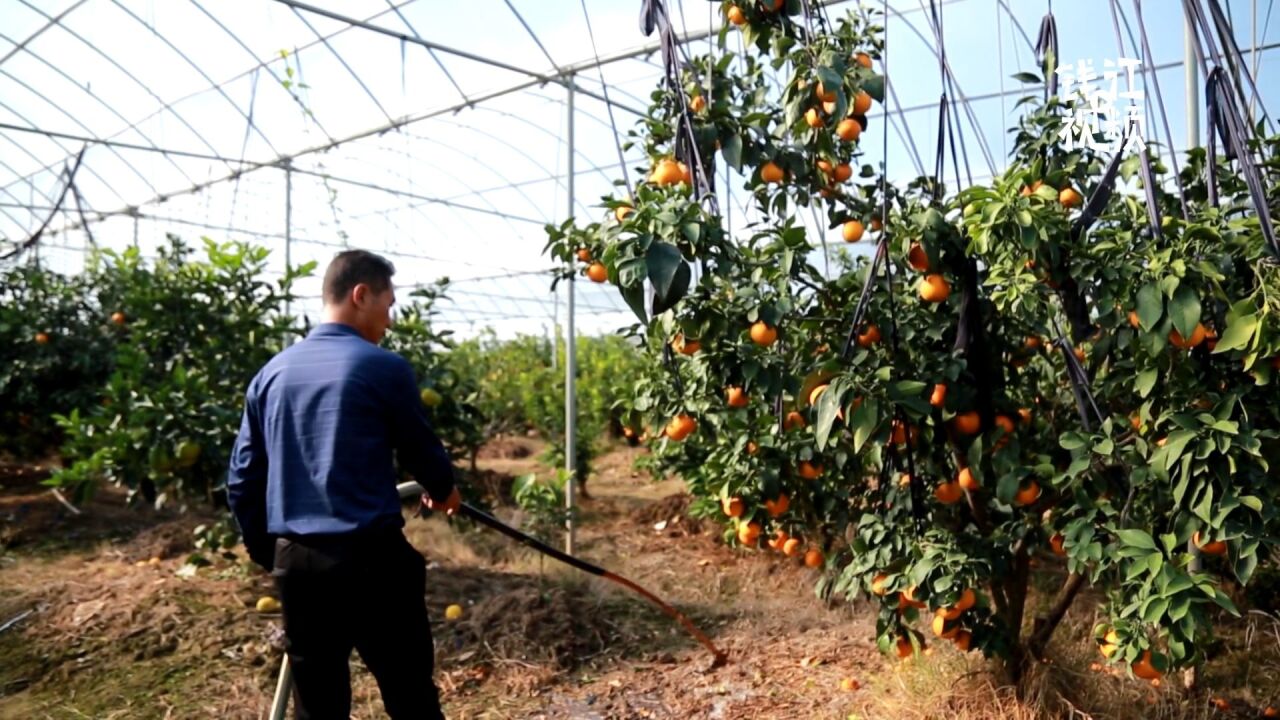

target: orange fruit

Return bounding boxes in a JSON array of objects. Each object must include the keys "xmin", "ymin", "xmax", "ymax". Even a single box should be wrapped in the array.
[
  {"xmin": 855, "ymin": 52, "xmax": 873, "ymax": 68},
  {"xmin": 899, "ymin": 473, "xmax": 912, "ymax": 487},
  {"xmin": 804, "ymin": 548, "xmax": 824, "ymax": 568},
  {"xmin": 815, "ymin": 80, "xmax": 837, "ymax": 103},
  {"xmin": 35, "ymin": 332, "xmax": 50, "ymax": 345},
  {"xmin": 764, "ymin": 493, "xmax": 790, "ymax": 517},
  {"xmin": 807, "ymin": 383, "xmax": 828, "ymax": 406},
  {"xmin": 614, "ymin": 204, "xmax": 634, "ymax": 222},
  {"xmin": 797, "ymin": 461, "xmax": 822, "ymax": 480},
  {"xmin": 957, "ymin": 467, "xmax": 978, "ymax": 491},
  {"xmin": 726, "ymin": 385, "xmax": 749, "ymax": 408},
  {"xmin": 1132, "ymin": 650, "xmax": 1162, "ymax": 680},
  {"xmin": 1212, "ymin": 697, "xmax": 1229, "ymax": 711},
  {"xmin": 889, "ymin": 419, "xmax": 916, "ymax": 446},
  {"xmin": 727, "ymin": 5, "xmax": 747, "ymax": 25},
  {"xmin": 671, "ymin": 333, "xmax": 700, "ymax": 355},
  {"xmin": 1025, "ymin": 335, "xmax": 1043, "ymax": 351},
  {"xmin": 761, "ymin": 161, "xmax": 785, "ymax": 184},
  {"xmin": 678, "ymin": 161, "xmax": 692, "ymax": 185},
  {"xmin": 835, "ymin": 118, "xmax": 861, "ymax": 141},
  {"xmin": 804, "ymin": 107, "xmax": 824, "ymax": 128},
  {"xmin": 953, "ymin": 411, "xmax": 981, "ymax": 435},
  {"xmin": 737, "ymin": 521, "xmax": 762, "ymax": 546},
  {"xmin": 110, "ymin": 311, "xmax": 126, "ymax": 325},
  {"xmin": 932, "ymin": 611, "xmax": 960, "ymax": 639},
  {"xmin": 833, "ymin": 164, "xmax": 852, "ymax": 182},
  {"xmin": 1014, "ymin": 481, "xmax": 1042, "ymax": 506},
  {"xmin": 749, "ymin": 320, "xmax": 778, "ymax": 346},
  {"xmin": 1050, "ymin": 533, "xmax": 1066, "ymax": 556},
  {"xmin": 586, "ymin": 262, "xmax": 608, "ymax": 283},
  {"xmin": 816, "ymin": 159, "xmax": 834, "ymax": 177},
  {"xmin": 768, "ymin": 529, "xmax": 789, "ymax": 551},
  {"xmin": 666, "ymin": 414, "xmax": 696, "ymax": 441},
  {"xmin": 722, "ymin": 496, "xmax": 745, "ymax": 518},
  {"xmin": 576, "ymin": 248, "xmax": 592, "ymax": 262},
  {"xmin": 952, "ymin": 630, "xmax": 972, "ymax": 652},
  {"xmin": 898, "ymin": 590, "xmax": 925, "ymax": 610},
  {"xmin": 953, "ymin": 589, "xmax": 976, "ymax": 612},
  {"xmin": 1262, "ymin": 706, "xmax": 1277, "ymax": 717},
  {"xmin": 907, "ymin": 243, "xmax": 930, "ymax": 272},
  {"xmin": 857, "ymin": 324, "xmax": 881, "ymax": 347},
  {"xmin": 1099, "ymin": 629, "xmax": 1119, "ymax": 658},
  {"xmin": 930, "ymin": 383, "xmax": 947, "ymax": 408},
  {"xmin": 1128, "ymin": 310, "xmax": 1140, "ymax": 329},
  {"xmin": 842, "ymin": 220, "xmax": 865, "ymax": 243},
  {"xmin": 1072, "ymin": 346, "xmax": 1087, "ymax": 363},
  {"xmin": 1169, "ymin": 323, "xmax": 1207, "ymax": 349},
  {"xmin": 918, "ymin": 273, "xmax": 951, "ymax": 302},
  {"xmin": 1193, "ymin": 531, "xmax": 1227, "ymax": 555},
  {"xmin": 1059, "ymin": 187, "xmax": 1084, "ymax": 208},
  {"xmin": 690, "ymin": 94, "xmax": 707, "ymax": 113},
  {"xmin": 993, "ymin": 414, "xmax": 1016, "ymax": 447},
  {"xmin": 746, "ymin": 440, "xmax": 759, "ymax": 455},
  {"xmin": 870, "ymin": 217, "xmax": 883, "ymax": 231},
  {"xmin": 782, "ymin": 537, "xmax": 802, "ymax": 557},
  {"xmin": 839, "ymin": 677, "xmax": 860, "ymax": 692},
  {"xmin": 934, "ymin": 481, "xmax": 963, "ymax": 504},
  {"xmin": 650, "ymin": 158, "xmax": 684, "ymax": 185},
  {"xmin": 1016, "ymin": 408, "xmax": 1033, "ymax": 426},
  {"xmin": 852, "ymin": 90, "xmax": 872, "ymax": 115},
  {"xmin": 871, "ymin": 574, "xmax": 891, "ymax": 596},
  {"xmin": 822, "ymin": 99, "xmax": 837, "ymax": 115},
  {"xmin": 764, "ymin": 0, "xmax": 784, "ymax": 11},
  {"xmin": 784, "ymin": 411, "xmax": 806, "ymax": 431},
  {"xmin": 895, "ymin": 635, "xmax": 915, "ymax": 659}
]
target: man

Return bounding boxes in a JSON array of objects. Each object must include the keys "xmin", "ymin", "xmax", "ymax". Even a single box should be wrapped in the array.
[{"xmin": 227, "ymin": 249, "xmax": 459, "ymax": 719}]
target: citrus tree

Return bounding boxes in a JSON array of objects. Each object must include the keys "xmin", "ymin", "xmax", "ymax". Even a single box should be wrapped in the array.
[
  {"xmin": 0, "ymin": 264, "xmax": 119, "ymax": 457},
  {"xmin": 49, "ymin": 235, "xmax": 312, "ymax": 507},
  {"xmin": 380, "ymin": 280, "xmax": 487, "ymax": 471},
  {"xmin": 544, "ymin": 1, "xmax": 1280, "ymax": 686}
]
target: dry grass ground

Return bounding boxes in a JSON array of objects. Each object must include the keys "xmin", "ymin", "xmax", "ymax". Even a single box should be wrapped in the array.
[{"xmin": 2, "ymin": 439, "xmax": 1277, "ymax": 719}]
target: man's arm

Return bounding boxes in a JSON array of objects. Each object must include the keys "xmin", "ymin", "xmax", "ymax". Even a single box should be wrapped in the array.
[
  {"xmin": 226, "ymin": 379, "xmax": 274, "ymax": 570},
  {"xmin": 386, "ymin": 358, "xmax": 457, "ymax": 504}
]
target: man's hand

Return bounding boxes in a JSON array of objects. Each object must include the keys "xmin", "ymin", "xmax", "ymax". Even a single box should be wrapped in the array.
[{"xmin": 423, "ymin": 486, "xmax": 461, "ymax": 516}]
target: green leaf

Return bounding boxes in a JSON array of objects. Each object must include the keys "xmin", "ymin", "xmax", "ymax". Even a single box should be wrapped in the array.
[
  {"xmin": 1211, "ymin": 589, "xmax": 1240, "ymax": 616},
  {"xmin": 1135, "ymin": 368, "xmax": 1158, "ymax": 398},
  {"xmin": 1012, "ymin": 71, "xmax": 1042, "ymax": 84},
  {"xmin": 862, "ymin": 74, "xmax": 885, "ymax": 103},
  {"xmin": 646, "ymin": 242, "xmax": 688, "ymax": 314},
  {"xmin": 721, "ymin": 133, "xmax": 743, "ymax": 171},
  {"xmin": 1137, "ymin": 284, "xmax": 1163, "ymax": 329},
  {"xmin": 1169, "ymin": 285, "xmax": 1202, "ymax": 338},
  {"xmin": 1059, "ymin": 432, "xmax": 1089, "ymax": 450},
  {"xmin": 850, "ymin": 398, "xmax": 878, "ymax": 453},
  {"xmin": 1214, "ymin": 312, "xmax": 1257, "ymax": 354},
  {"xmin": 1116, "ymin": 528, "xmax": 1157, "ymax": 550},
  {"xmin": 1143, "ymin": 596, "xmax": 1170, "ymax": 623},
  {"xmin": 1234, "ymin": 550, "xmax": 1258, "ymax": 585},
  {"xmin": 619, "ymin": 279, "xmax": 647, "ymax": 324},
  {"xmin": 1239, "ymin": 495, "xmax": 1263, "ymax": 512}
]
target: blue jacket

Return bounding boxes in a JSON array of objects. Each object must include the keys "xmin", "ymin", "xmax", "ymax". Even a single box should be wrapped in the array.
[{"xmin": 226, "ymin": 322, "xmax": 455, "ymax": 566}]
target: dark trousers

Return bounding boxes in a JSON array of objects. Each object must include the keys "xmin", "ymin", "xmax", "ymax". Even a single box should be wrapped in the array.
[{"xmin": 273, "ymin": 529, "xmax": 445, "ymax": 720}]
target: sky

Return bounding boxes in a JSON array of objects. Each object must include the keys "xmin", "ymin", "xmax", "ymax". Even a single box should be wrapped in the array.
[{"xmin": 0, "ymin": 0, "xmax": 1276, "ymax": 340}]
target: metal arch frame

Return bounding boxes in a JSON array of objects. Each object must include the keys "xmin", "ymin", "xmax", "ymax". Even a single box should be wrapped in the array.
[
  {"xmin": 0, "ymin": 0, "xmax": 87, "ymax": 68},
  {"xmin": 0, "ymin": 30, "xmax": 200, "ymax": 191},
  {"xmin": 0, "ymin": 105, "xmax": 129, "ymax": 213},
  {"xmin": 381, "ymin": 0, "xmax": 469, "ymax": 104},
  {"xmin": 286, "ymin": 5, "xmax": 395, "ymax": 125},
  {"xmin": 106, "ymin": 0, "xmax": 283, "ymax": 159},
  {"xmin": 348, "ymin": 131, "xmax": 558, "ymax": 225},
  {"xmin": 0, "ymin": 70, "xmax": 157, "ymax": 198},
  {"xmin": 186, "ymin": 0, "xmax": 336, "ymax": 145},
  {"xmin": 6, "ymin": 0, "xmax": 237, "ymax": 189}
]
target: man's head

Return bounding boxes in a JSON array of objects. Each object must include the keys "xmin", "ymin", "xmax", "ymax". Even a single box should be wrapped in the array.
[{"xmin": 321, "ymin": 250, "xmax": 396, "ymax": 343}]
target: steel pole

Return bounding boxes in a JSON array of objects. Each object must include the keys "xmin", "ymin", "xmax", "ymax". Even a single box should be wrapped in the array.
[
  {"xmin": 564, "ymin": 74, "xmax": 578, "ymax": 556},
  {"xmin": 1185, "ymin": 16, "xmax": 1200, "ymax": 151}
]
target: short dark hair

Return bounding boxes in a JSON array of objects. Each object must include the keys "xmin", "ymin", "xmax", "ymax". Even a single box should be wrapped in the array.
[{"xmin": 322, "ymin": 249, "xmax": 396, "ymax": 304}]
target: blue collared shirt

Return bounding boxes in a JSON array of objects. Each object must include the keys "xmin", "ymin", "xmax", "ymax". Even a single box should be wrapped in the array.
[{"xmin": 227, "ymin": 322, "xmax": 455, "ymax": 553}]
